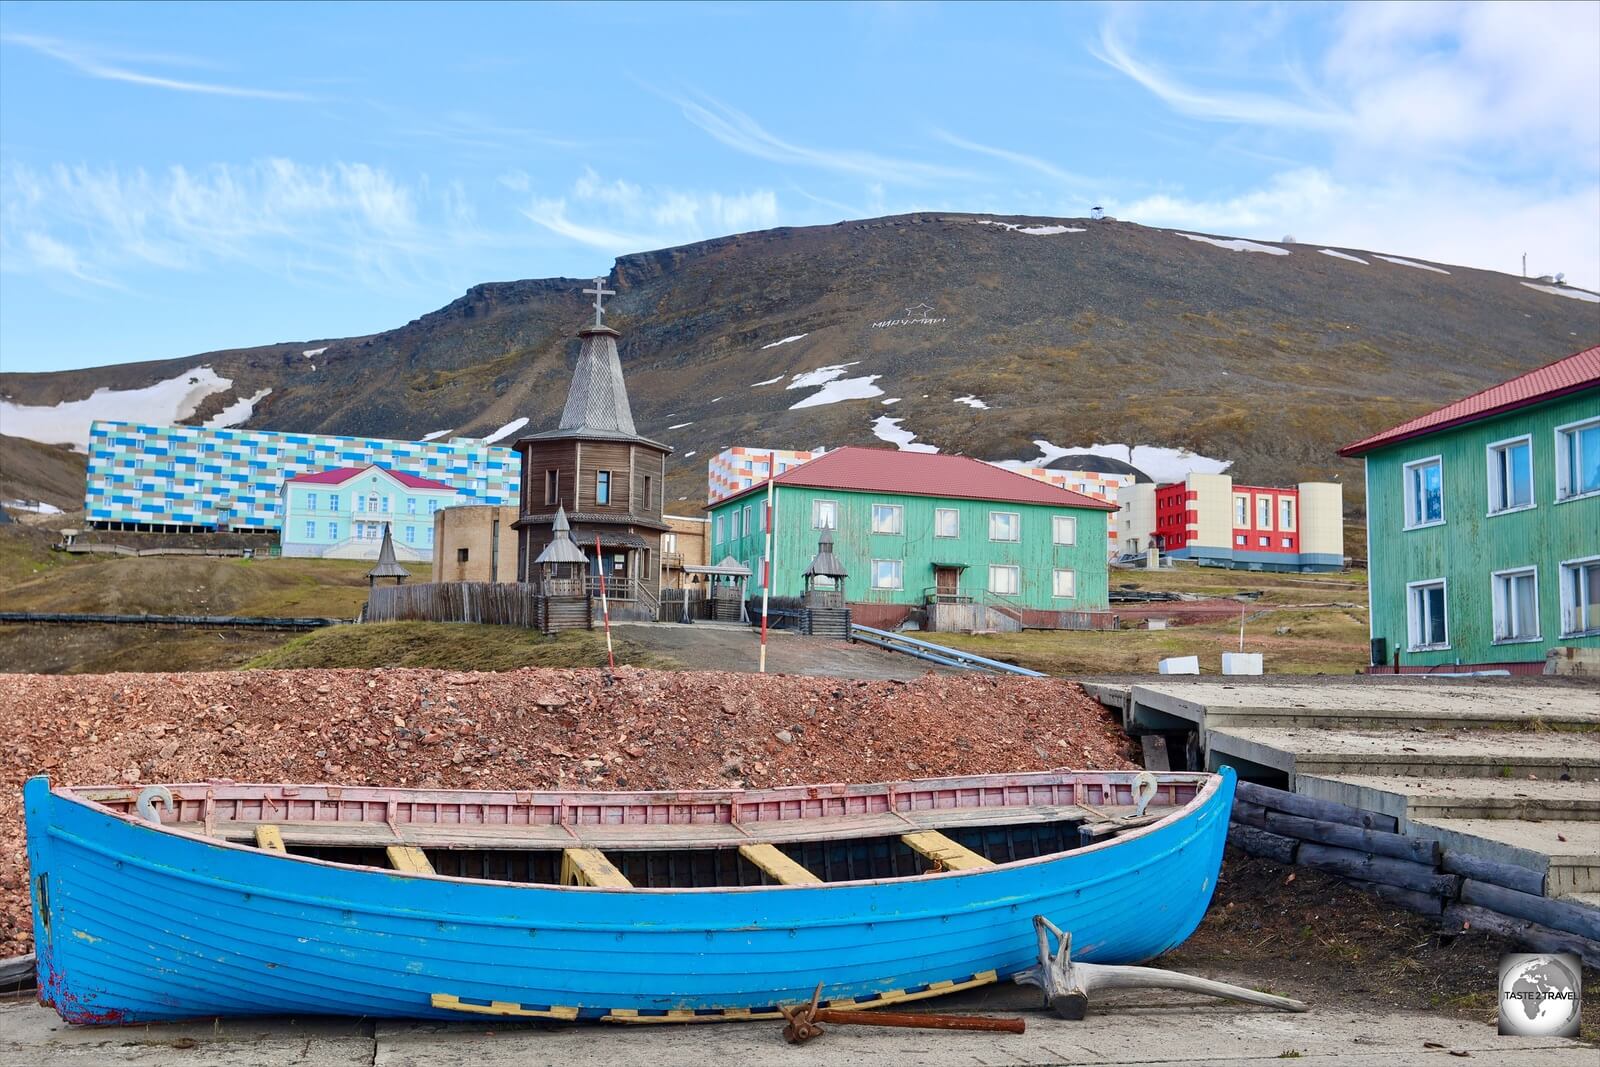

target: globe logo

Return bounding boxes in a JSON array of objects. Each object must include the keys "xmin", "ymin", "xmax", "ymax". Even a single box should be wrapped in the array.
[{"xmin": 1498, "ymin": 953, "xmax": 1581, "ymax": 1037}]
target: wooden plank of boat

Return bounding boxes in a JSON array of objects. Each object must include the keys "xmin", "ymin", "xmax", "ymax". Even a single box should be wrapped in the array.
[
  {"xmin": 560, "ymin": 848, "xmax": 632, "ymax": 888},
  {"xmin": 900, "ymin": 831, "xmax": 995, "ymax": 871},
  {"xmin": 738, "ymin": 843, "xmax": 823, "ymax": 885},
  {"xmin": 385, "ymin": 846, "xmax": 434, "ymax": 875},
  {"xmin": 253, "ymin": 825, "xmax": 286, "ymax": 853}
]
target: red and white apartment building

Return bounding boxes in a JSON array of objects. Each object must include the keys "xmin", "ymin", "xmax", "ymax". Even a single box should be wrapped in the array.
[{"xmin": 1117, "ymin": 473, "xmax": 1344, "ymax": 572}]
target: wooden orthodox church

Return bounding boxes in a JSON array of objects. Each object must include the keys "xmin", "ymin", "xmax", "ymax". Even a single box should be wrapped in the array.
[{"xmin": 512, "ymin": 279, "xmax": 671, "ymax": 620}]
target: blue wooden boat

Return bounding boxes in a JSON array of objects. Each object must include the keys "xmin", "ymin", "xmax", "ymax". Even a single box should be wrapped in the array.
[{"xmin": 25, "ymin": 767, "xmax": 1234, "ymax": 1025}]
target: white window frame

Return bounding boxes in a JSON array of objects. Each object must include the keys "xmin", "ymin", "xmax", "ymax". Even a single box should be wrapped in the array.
[
  {"xmin": 304, "ymin": 520, "xmax": 315, "ymax": 540},
  {"xmin": 988, "ymin": 510, "xmax": 1020, "ymax": 542},
  {"xmin": 870, "ymin": 558, "xmax": 904, "ymax": 590},
  {"xmin": 1281, "ymin": 537, "xmax": 1292, "ymax": 548},
  {"xmin": 731, "ymin": 509, "xmax": 741, "ymax": 540},
  {"xmin": 871, "ymin": 503, "xmax": 903, "ymax": 535},
  {"xmin": 743, "ymin": 504, "xmax": 753, "ymax": 537},
  {"xmin": 933, "ymin": 508, "xmax": 960, "ymax": 538},
  {"xmin": 407, "ymin": 497, "xmax": 417, "ymax": 515},
  {"xmin": 1280, "ymin": 497, "xmax": 1295, "ymax": 531},
  {"xmin": 1052, "ymin": 568, "xmax": 1076, "ymax": 599},
  {"xmin": 1559, "ymin": 555, "xmax": 1600, "ymax": 637},
  {"xmin": 1405, "ymin": 578, "xmax": 1450, "ymax": 652},
  {"xmin": 327, "ymin": 521, "xmax": 337, "ymax": 539},
  {"xmin": 328, "ymin": 494, "xmax": 339, "ymax": 512},
  {"xmin": 1485, "ymin": 433, "xmax": 1536, "ymax": 516},
  {"xmin": 1490, "ymin": 566, "xmax": 1542, "ymax": 644},
  {"xmin": 988, "ymin": 564, "xmax": 1020, "ymax": 596},
  {"xmin": 1233, "ymin": 495, "xmax": 1249, "ymax": 526},
  {"xmin": 1052, "ymin": 515, "xmax": 1077, "ymax": 546},
  {"xmin": 714, "ymin": 514, "xmax": 724, "ymax": 545},
  {"xmin": 1256, "ymin": 496, "xmax": 1273, "ymax": 530},
  {"xmin": 306, "ymin": 491, "xmax": 318, "ymax": 512},
  {"xmin": 1258, "ymin": 535, "xmax": 1269, "ymax": 547},
  {"xmin": 1402, "ymin": 455, "xmax": 1446, "ymax": 530},
  {"xmin": 1555, "ymin": 416, "xmax": 1600, "ymax": 503},
  {"xmin": 1234, "ymin": 534, "xmax": 1246, "ymax": 546},
  {"xmin": 812, "ymin": 499, "xmax": 837, "ymax": 530},
  {"xmin": 405, "ymin": 525, "xmax": 416, "ymax": 544}
]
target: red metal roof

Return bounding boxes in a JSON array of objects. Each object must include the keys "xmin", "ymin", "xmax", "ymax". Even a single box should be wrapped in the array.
[
  {"xmin": 1339, "ymin": 345, "xmax": 1600, "ymax": 457},
  {"xmin": 284, "ymin": 465, "xmax": 455, "ymax": 491},
  {"xmin": 716, "ymin": 446, "xmax": 1117, "ymax": 510}
]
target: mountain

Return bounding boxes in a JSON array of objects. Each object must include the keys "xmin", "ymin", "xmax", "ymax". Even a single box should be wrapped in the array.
[{"xmin": 3, "ymin": 213, "xmax": 1596, "ymax": 510}]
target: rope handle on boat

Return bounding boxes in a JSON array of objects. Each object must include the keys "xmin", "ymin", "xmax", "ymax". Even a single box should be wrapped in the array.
[{"xmin": 136, "ymin": 786, "xmax": 173, "ymax": 824}]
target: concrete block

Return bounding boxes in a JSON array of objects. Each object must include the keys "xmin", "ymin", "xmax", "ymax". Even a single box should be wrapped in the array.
[
  {"xmin": 1146, "ymin": 618, "xmax": 1168, "ymax": 630},
  {"xmin": 1222, "ymin": 652, "xmax": 1263, "ymax": 675},
  {"xmin": 1159, "ymin": 655, "xmax": 1200, "ymax": 675}
]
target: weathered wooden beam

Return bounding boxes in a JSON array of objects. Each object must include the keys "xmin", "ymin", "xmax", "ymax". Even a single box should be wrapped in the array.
[
  {"xmin": 1226, "ymin": 823, "xmax": 1298, "ymax": 864},
  {"xmin": 738, "ymin": 843, "xmax": 823, "ymax": 885},
  {"xmin": 560, "ymin": 847, "xmax": 632, "ymax": 888},
  {"xmin": 1296, "ymin": 843, "xmax": 1459, "ymax": 897},
  {"xmin": 253, "ymin": 825, "xmax": 287, "ymax": 853},
  {"xmin": 1139, "ymin": 734, "xmax": 1171, "ymax": 772},
  {"xmin": 1263, "ymin": 811, "xmax": 1439, "ymax": 865},
  {"xmin": 1230, "ymin": 801, "xmax": 1267, "ymax": 829},
  {"xmin": 385, "ymin": 845, "xmax": 434, "ymax": 875},
  {"xmin": 1460, "ymin": 879, "xmax": 1600, "ymax": 941},
  {"xmin": 1440, "ymin": 851, "xmax": 1546, "ymax": 896},
  {"xmin": 901, "ymin": 831, "xmax": 995, "ymax": 872},
  {"xmin": 1345, "ymin": 877, "xmax": 1446, "ymax": 916},
  {"xmin": 1235, "ymin": 781, "xmax": 1398, "ymax": 832},
  {"xmin": 1442, "ymin": 905, "xmax": 1600, "ymax": 969}
]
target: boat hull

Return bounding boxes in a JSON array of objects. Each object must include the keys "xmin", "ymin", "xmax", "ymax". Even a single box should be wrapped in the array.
[{"xmin": 26, "ymin": 770, "xmax": 1234, "ymax": 1024}]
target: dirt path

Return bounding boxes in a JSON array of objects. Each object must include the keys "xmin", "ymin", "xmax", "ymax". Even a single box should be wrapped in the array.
[{"xmin": 610, "ymin": 622, "xmax": 951, "ymax": 680}]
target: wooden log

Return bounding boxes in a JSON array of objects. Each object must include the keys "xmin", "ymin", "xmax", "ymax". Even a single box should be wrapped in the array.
[
  {"xmin": 1227, "ymin": 823, "xmax": 1298, "ymax": 864},
  {"xmin": 1296, "ymin": 843, "xmax": 1460, "ymax": 897},
  {"xmin": 1230, "ymin": 801, "xmax": 1267, "ymax": 828},
  {"xmin": 1460, "ymin": 879, "xmax": 1600, "ymax": 941},
  {"xmin": 1440, "ymin": 851, "xmax": 1546, "ymax": 896},
  {"xmin": 1234, "ymin": 781, "xmax": 1398, "ymax": 832},
  {"xmin": 1442, "ymin": 905, "xmax": 1600, "ymax": 969},
  {"xmin": 1263, "ymin": 811, "xmax": 1439, "ymax": 865},
  {"xmin": 1345, "ymin": 878, "xmax": 1446, "ymax": 916},
  {"xmin": 1140, "ymin": 734, "xmax": 1171, "ymax": 772}
]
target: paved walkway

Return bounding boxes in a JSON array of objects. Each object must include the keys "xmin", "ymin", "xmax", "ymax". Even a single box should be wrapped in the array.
[{"xmin": 5, "ymin": 986, "xmax": 1585, "ymax": 1065}]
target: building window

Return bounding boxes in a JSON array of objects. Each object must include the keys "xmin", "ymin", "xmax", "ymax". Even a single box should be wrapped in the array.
[
  {"xmin": 304, "ymin": 521, "xmax": 315, "ymax": 539},
  {"xmin": 1487, "ymin": 435, "xmax": 1534, "ymax": 514},
  {"xmin": 813, "ymin": 499, "xmax": 837, "ymax": 529},
  {"xmin": 1559, "ymin": 556, "xmax": 1600, "ymax": 637},
  {"xmin": 988, "ymin": 564, "xmax": 1020, "ymax": 596},
  {"xmin": 545, "ymin": 469, "xmax": 559, "ymax": 505},
  {"xmin": 356, "ymin": 496, "xmax": 366, "ymax": 513},
  {"xmin": 328, "ymin": 494, "xmax": 340, "ymax": 512},
  {"xmin": 327, "ymin": 522, "xmax": 337, "ymax": 539},
  {"xmin": 1280, "ymin": 498, "xmax": 1295, "ymax": 530},
  {"xmin": 1406, "ymin": 579, "xmax": 1448, "ymax": 651},
  {"xmin": 1403, "ymin": 456, "xmax": 1445, "ymax": 528},
  {"xmin": 1258, "ymin": 536, "xmax": 1269, "ymax": 547},
  {"xmin": 714, "ymin": 514, "xmax": 724, "ymax": 544},
  {"xmin": 1556, "ymin": 417, "xmax": 1600, "ymax": 501},
  {"xmin": 744, "ymin": 504, "xmax": 754, "ymax": 537},
  {"xmin": 731, "ymin": 509, "xmax": 741, "ymax": 540},
  {"xmin": 1492, "ymin": 567, "xmax": 1540, "ymax": 643},
  {"xmin": 378, "ymin": 494, "xmax": 387, "ymax": 513},
  {"xmin": 429, "ymin": 499, "xmax": 439, "ymax": 514},
  {"xmin": 643, "ymin": 475, "xmax": 653, "ymax": 511},
  {"xmin": 596, "ymin": 470, "xmax": 611, "ymax": 505},
  {"xmin": 934, "ymin": 508, "xmax": 959, "ymax": 538},
  {"xmin": 425, "ymin": 527, "xmax": 433, "ymax": 543},
  {"xmin": 871, "ymin": 503, "xmax": 903, "ymax": 535},
  {"xmin": 1256, "ymin": 496, "xmax": 1272, "ymax": 530},
  {"xmin": 1234, "ymin": 495, "xmax": 1249, "ymax": 526},
  {"xmin": 1235, "ymin": 534, "xmax": 1246, "ymax": 546},
  {"xmin": 403, "ymin": 497, "xmax": 413, "ymax": 515},
  {"xmin": 663, "ymin": 533, "xmax": 677, "ymax": 554},
  {"xmin": 457, "ymin": 548, "xmax": 469, "ymax": 563},
  {"xmin": 306, "ymin": 491, "xmax": 318, "ymax": 512},
  {"xmin": 1281, "ymin": 537, "xmax": 1292, "ymax": 548},
  {"xmin": 1053, "ymin": 568, "xmax": 1076, "ymax": 598},
  {"xmin": 989, "ymin": 511, "xmax": 1020, "ymax": 542},
  {"xmin": 405, "ymin": 525, "xmax": 416, "ymax": 543},
  {"xmin": 1052, "ymin": 515, "xmax": 1076, "ymax": 546},
  {"xmin": 871, "ymin": 559, "xmax": 903, "ymax": 589}
]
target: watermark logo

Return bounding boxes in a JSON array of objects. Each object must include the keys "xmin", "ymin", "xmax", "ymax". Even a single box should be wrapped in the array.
[{"xmin": 1498, "ymin": 953, "xmax": 1581, "ymax": 1037}]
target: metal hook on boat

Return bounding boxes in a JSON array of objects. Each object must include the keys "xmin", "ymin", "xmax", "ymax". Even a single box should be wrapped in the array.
[
  {"xmin": 1131, "ymin": 773, "xmax": 1159, "ymax": 818},
  {"xmin": 136, "ymin": 786, "xmax": 173, "ymax": 825}
]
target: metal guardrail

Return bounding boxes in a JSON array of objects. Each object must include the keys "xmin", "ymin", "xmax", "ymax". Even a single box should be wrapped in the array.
[
  {"xmin": 849, "ymin": 624, "xmax": 1047, "ymax": 677},
  {"xmin": 0, "ymin": 612, "xmax": 342, "ymax": 631}
]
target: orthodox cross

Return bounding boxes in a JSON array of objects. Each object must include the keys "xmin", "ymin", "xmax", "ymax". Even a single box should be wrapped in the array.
[{"xmin": 583, "ymin": 277, "xmax": 616, "ymax": 327}]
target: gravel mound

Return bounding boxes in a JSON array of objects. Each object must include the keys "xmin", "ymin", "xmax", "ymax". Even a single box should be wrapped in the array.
[{"xmin": 0, "ymin": 666, "xmax": 1134, "ymax": 956}]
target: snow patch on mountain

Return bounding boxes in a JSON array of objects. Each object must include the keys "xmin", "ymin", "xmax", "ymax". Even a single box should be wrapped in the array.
[
  {"xmin": 0, "ymin": 366, "xmax": 235, "ymax": 450},
  {"xmin": 761, "ymin": 334, "xmax": 808, "ymax": 349},
  {"xmin": 790, "ymin": 375, "xmax": 884, "ymax": 409},
  {"xmin": 420, "ymin": 429, "xmax": 453, "ymax": 442},
  {"xmin": 1318, "ymin": 249, "xmax": 1369, "ymax": 264},
  {"xmin": 1521, "ymin": 282, "xmax": 1599, "ymax": 303},
  {"xmin": 1178, "ymin": 234, "xmax": 1289, "ymax": 256},
  {"xmin": 203, "ymin": 388, "xmax": 272, "ymax": 429},
  {"xmin": 871, "ymin": 416, "xmax": 938, "ymax": 453},
  {"xmin": 1375, "ymin": 255, "xmax": 1449, "ymax": 274},
  {"xmin": 979, "ymin": 220, "xmax": 1085, "ymax": 236},
  {"xmin": 479, "ymin": 417, "xmax": 529, "ymax": 444},
  {"xmin": 954, "ymin": 395, "xmax": 990, "ymax": 410}
]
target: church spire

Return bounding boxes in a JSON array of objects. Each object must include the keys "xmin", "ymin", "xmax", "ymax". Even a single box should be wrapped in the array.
[{"xmin": 556, "ymin": 276, "xmax": 639, "ymax": 437}]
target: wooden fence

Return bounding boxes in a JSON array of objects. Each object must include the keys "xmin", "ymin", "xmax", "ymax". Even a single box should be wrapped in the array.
[{"xmin": 365, "ymin": 582, "xmax": 545, "ymax": 628}]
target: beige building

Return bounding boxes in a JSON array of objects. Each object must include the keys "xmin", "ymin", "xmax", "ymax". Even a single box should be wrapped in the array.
[
  {"xmin": 431, "ymin": 505, "xmax": 519, "ymax": 583},
  {"xmin": 660, "ymin": 513, "xmax": 709, "ymax": 588}
]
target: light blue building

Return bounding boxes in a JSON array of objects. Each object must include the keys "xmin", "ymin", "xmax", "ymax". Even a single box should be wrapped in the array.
[
  {"xmin": 84, "ymin": 420, "xmax": 518, "ymax": 532},
  {"xmin": 278, "ymin": 466, "xmax": 460, "ymax": 560}
]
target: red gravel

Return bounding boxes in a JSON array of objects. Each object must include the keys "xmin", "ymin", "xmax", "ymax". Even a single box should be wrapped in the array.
[{"xmin": 0, "ymin": 666, "xmax": 1134, "ymax": 957}]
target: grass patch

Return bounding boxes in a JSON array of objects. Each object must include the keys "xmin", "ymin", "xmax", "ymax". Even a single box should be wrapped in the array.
[{"xmin": 246, "ymin": 621, "xmax": 680, "ymax": 671}]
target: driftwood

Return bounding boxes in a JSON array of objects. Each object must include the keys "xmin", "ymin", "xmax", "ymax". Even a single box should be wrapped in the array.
[
  {"xmin": 1442, "ymin": 905, "xmax": 1600, "ymax": 968},
  {"xmin": 1262, "ymin": 811, "xmax": 1440, "ymax": 865},
  {"xmin": 1346, "ymin": 878, "xmax": 1446, "ymax": 916},
  {"xmin": 1015, "ymin": 915, "xmax": 1308, "ymax": 1020},
  {"xmin": 1234, "ymin": 782, "xmax": 1398, "ymax": 832},
  {"xmin": 1296, "ymin": 843, "xmax": 1460, "ymax": 897},
  {"xmin": 1227, "ymin": 823, "xmax": 1299, "ymax": 864},
  {"xmin": 1460, "ymin": 879, "xmax": 1600, "ymax": 941},
  {"xmin": 1230, "ymin": 801, "xmax": 1267, "ymax": 828},
  {"xmin": 1440, "ymin": 851, "xmax": 1546, "ymax": 896}
]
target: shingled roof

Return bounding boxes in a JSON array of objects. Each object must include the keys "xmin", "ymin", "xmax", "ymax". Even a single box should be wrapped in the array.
[
  {"xmin": 1339, "ymin": 345, "xmax": 1600, "ymax": 457},
  {"xmin": 519, "ymin": 325, "xmax": 668, "ymax": 450},
  {"xmin": 714, "ymin": 446, "xmax": 1118, "ymax": 510}
]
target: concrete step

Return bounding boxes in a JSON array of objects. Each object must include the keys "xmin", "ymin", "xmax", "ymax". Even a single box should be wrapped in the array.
[
  {"xmin": 1409, "ymin": 817, "xmax": 1600, "ymax": 897},
  {"xmin": 1126, "ymin": 682, "xmax": 1600, "ymax": 735},
  {"xmin": 1206, "ymin": 726, "xmax": 1600, "ymax": 782},
  {"xmin": 1297, "ymin": 774, "xmax": 1600, "ymax": 824}
]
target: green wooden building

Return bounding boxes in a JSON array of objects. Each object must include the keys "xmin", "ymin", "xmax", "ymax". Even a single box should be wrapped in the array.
[
  {"xmin": 1340, "ymin": 345, "xmax": 1599, "ymax": 673},
  {"xmin": 705, "ymin": 446, "xmax": 1116, "ymax": 629}
]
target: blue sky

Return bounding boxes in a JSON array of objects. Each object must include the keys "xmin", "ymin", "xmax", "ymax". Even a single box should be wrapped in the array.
[{"xmin": 2, "ymin": 1, "xmax": 1597, "ymax": 373}]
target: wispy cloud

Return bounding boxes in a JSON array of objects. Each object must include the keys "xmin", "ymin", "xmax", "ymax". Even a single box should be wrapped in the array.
[
  {"xmin": 522, "ymin": 166, "xmax": 780, "ymax": 253},
  {"xmin": 667, "ymin": 90, "xmax": 976, "ymax": 185},
  {"xmin": 931, "ymin": 129, "xmax": 1097, "ymax": 188},
  {"xmin": 3, "ymin": 33, "xmax": 311, "ymax": 101}
]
